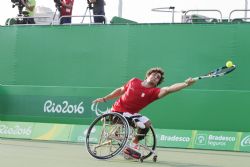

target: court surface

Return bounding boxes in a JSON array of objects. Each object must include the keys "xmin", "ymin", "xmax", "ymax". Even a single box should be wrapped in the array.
[{"xmin": 1, "ymin": 138, "xmax": 250, "ymax": 167}]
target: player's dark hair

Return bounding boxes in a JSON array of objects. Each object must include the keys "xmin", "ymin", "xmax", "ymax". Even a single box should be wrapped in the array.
[{"xmin": 145, "ymin": 67, "xmax": 165, "ymax": 86}]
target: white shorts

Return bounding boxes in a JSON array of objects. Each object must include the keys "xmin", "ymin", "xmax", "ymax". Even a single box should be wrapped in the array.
[{"xmin": 122, "ymin": 112, "xmax": 149, "ymax": 124}]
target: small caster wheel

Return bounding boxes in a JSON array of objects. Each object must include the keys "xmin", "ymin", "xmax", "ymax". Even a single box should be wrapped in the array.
[
  {"xmin": 139, "ymin": 157, "xmax": 143, "ymax": 163},
  {"xmin": 153, "ymin": 155, "xmax": 157, "ymax": 162}
]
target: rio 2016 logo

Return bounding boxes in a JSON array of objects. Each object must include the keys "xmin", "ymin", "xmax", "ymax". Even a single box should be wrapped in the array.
[
  {"xmin": 0, "ymin": 125, "xmax": 32, "ymax": 136},
  {"xmin": 44, "ymin": 100, "xmax": 84, "ymax": 114}
]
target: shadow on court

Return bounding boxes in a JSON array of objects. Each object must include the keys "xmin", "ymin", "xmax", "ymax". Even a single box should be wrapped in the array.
[
  {"xmin": 108, "ymin": 158, "xmax": 218, "ymax": 167},
  {"xmin": 1, "ymin": 138, "xmax": 250, "ymax": 167}
]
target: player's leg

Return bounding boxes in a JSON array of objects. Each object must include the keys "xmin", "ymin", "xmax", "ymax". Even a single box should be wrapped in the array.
[{"xmin": 127, "ymin": 115, "xmax": 157, "ymax": 160}]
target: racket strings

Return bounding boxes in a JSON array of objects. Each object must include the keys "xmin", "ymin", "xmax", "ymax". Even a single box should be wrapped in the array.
[{"xmin": 211, "ymin": 66, "xmax": 236, "ymax": 76}]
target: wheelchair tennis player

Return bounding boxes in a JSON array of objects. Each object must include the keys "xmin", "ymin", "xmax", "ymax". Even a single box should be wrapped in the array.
[{"xmin": 92, "ymin": 67, "xmax": 195, "ymax": 159}]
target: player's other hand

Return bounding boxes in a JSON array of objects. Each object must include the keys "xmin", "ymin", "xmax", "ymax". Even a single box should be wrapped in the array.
[{"xmin": 92, "ymin": 97, "xmax": 106, "ymax": 103}]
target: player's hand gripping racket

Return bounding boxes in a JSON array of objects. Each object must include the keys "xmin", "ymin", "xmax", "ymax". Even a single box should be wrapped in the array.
[{"xmin": 193, "ymin": 61, "xmax": 236, "ymax": 81}]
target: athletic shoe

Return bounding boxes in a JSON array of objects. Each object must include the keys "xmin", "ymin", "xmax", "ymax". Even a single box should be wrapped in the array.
[{"xmin": 123, "ymin": 144, "xmax": 141, "ymax": 159}]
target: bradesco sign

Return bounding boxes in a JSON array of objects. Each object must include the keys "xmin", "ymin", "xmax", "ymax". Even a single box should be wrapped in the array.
[
  {"xmin": 155, "ymin": 129, "xmax": 192, "ymax": 148},
  {"xmin": 193, "ymin": 131, "xmax": 237, "ymax": 151}
]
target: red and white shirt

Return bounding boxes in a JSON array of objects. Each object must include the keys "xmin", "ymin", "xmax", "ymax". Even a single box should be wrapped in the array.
[{"xmin": 112, "ymin": 78, "xmax": 160, "ymax": 114}]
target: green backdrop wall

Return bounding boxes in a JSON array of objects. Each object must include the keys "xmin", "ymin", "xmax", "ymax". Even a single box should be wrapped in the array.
[{"xmin": 0, "ymin": 24, "xmax": 249, "ymax": 132}]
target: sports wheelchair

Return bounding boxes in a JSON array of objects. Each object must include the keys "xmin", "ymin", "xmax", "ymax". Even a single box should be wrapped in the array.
[{"xmin": 85, "ymin": 112, "xmax": 157, "ymax": 162}]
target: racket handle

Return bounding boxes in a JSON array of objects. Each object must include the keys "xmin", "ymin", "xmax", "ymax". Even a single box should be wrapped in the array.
[{"xmin": 193, "ymin": 77, "xmax": 200, "ymax": 81}]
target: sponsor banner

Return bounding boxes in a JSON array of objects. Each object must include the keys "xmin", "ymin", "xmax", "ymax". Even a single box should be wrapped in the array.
[
  {"xmin": 193, "ymin": 130, "xmax": 238, "ymax": 151},
  {"xmin": 239, "ymin": 132, "xmax": 250, "ymax": 152},
  {"xmin": 0, "ymin": 121, "xmax": 34, "ymax": 139},
  {"xmin": 31, "ymin": 123, "xmax": 72, "ymax": 141},
  {"xmin": 155, "ymin": 129, "xmax": 193, "ymax": 148},
  {"xmin": 1, "ymin": 120, "xmax": 249, "ymax": 153},
  {"xmin": 69, "ymin": 125, "xmax": 102, "ymax": 143}
]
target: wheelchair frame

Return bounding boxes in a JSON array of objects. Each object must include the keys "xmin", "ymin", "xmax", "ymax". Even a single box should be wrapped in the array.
[{"xmin": 85, "ymin": 112, "xmax": 157, "ymax": 162}]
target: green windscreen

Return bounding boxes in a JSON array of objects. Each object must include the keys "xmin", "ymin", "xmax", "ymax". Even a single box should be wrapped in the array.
[{"xmin": 0, "ymin": 23, "xmax": 249, "ymax": 132}]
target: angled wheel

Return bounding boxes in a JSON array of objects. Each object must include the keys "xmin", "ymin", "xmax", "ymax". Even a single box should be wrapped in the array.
[{"xmin": 86, "ymin": 112, "xmax": 130, "ymax": 159}]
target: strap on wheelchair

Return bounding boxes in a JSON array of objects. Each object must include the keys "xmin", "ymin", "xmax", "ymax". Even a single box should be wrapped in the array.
[
  {"xmin": 129, "ymin": 115, "xmax": 142, "ymax": 119},
  {"xmin": 122, "ymin": 112, "xmax": 142, "ymax": 119}
]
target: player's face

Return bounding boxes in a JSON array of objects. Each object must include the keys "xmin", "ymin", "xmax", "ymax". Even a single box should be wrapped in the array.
[{"xmin": 147, "ymin": 72, "xmax": 162, "ymax": 86}]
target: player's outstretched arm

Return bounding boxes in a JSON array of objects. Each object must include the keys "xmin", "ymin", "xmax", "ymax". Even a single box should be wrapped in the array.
[
  {"xmin": 92, "ymin": 86, "xmax": 125, "ymax": 103},
  {"xmin": 158, "ymin": 77, "xmax": 195, "ymax": 98}
]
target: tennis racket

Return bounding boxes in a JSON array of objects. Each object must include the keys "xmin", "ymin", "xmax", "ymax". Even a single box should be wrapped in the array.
[{"xmin": 193, "ymin": 64, "xmax": 236, "ymax": 81}]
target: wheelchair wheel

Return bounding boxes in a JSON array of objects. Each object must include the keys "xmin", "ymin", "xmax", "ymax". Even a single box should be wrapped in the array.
[
  {"xmin": 86, "ymin": 112, "xmax": 130, "ymax": 159},
  {"xmin": 136, "ymin": 126, "xmax": 157, "ymax": 160}
]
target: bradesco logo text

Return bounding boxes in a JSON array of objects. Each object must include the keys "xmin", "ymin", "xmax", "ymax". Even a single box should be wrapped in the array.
[
  {"xmin": 0, "ymin": 125, "xmax": 32, "ymax": 136},
  {"xmin": 44, "ymin": 100, "xmax": 84, "ymax": 114},
  {"xmin": 241, "ymin": 135, "xmax": 250, "ymax": 147},
  {"xmin": 196, "ymin": 134, "xmax": 236, "ymax": 146},
  {"xmin": 160, "ymin": 135, "xmax": 191, "ymax": 142}
]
